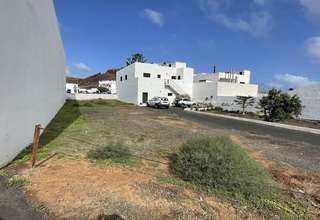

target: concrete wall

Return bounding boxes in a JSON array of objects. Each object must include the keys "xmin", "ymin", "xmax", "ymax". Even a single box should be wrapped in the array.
[
  {"xmin": 66, "ymin": 94, "xmax": 118, "ymax": 101},
  {"xmin": 289, "ymin": 84, "xmax": 320, "ymax": 120},
  {"xmin": 217, "ymin": 82, "xmax": 258, "ymax": 97},
  {"xmin": 193, "ymin": 82, "xmax": 218, "ymax": 103},
  {"xmin": 0, "ymin": 1, "xmax": 66, "ymax": 167}
]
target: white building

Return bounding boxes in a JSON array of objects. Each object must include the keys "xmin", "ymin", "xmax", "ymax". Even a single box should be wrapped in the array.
[
  {"xmin": 117, "ymin": 62, "xmax": 194, "ymax": 105},
  {"xmin": 117, "ymin": 62, "xmax": 259, "ymax": 108},
  {"xmin": 66, "ymin": 83, "xmax": 79, "ymax": 94},
  {"xmin": 0, "ymin": 1, "xmax": 66, "ymax": 167},
  {"xmin": 193, "ymin": 70, "xmax": 258, "ymax": 106},
  {"xmin": 99, "ymin": 80, "xmax": 117, "ymax": 94}
]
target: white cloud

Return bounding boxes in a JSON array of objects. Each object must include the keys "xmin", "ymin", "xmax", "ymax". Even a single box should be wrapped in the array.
[
  {"xmin": 142, "ymin": 9, "xmax": 164, "ymax": 27},
  {"xmin": 274, "ymin": 73, "xmax": 317, "ymax": 88},
  {"xmin": 268, "ymin": 82, "xmax": 284, "ymax": 89},
  {"xmin": 65, "ymin": 66, "xmax": 71, "ymax": 75},
  {"xmin": 74, "ymin": 63, "xmax": 92, "ymax": 72},
  {"xmin": 254, "ymin": 0, "xmax": 267, "ymax": 6},
  {"xmin": 299, "ymin": 0, "xmax": 320, "ymax": 15},
  {"xmin": 197, "ymin": 0, "xmax": 273, "ymax": 36},
  {"xmin": 305, "ymin": 36, "xmax": 320, "ymax": 63}
]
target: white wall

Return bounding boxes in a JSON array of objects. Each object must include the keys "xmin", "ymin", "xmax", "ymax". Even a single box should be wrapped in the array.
[
  {"xmin": 193, "ymin": 82, "xmax": 218, "ymax": 103},
  {"xmin": 289, "ymin": 84, "xmax": 320, "ymax": 120},
  {"xmin": 217, "ymin": 82, "xmax": 258, "ymax": 97},
  {"xmin": 66, "ymin": 94, "xmax": 118, "ymax": 101},
  {"xmin": 0, "ymin": 1, "xmax": 66, "ymax": 167},
  {"xmin": 116, "ymin": 64, "xmax": 139, "ymax": 104}
]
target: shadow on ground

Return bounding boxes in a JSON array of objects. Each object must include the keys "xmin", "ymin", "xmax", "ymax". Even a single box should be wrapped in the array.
[{"xmin": 13, "ymin": 100, "xmax": 81, "ymax": 161}]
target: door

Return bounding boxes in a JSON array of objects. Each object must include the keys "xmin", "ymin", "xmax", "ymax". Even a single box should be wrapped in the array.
[{"xmin": 142, "ymin": 92, "xmax": 148, "ymax": 103}]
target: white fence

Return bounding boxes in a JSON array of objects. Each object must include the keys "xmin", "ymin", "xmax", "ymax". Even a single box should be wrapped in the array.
[{"xmin": 66, "ymin": 93, "xmax": 118, "ymax": 101}]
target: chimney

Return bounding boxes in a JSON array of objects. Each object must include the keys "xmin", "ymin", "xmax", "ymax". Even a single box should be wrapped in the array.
[{"xmin": 213, "ymin": 65, "xmax": 216, "ymax": 73}]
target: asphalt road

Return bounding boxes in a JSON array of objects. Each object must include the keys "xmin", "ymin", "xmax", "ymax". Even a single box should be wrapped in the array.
[
  {"xmin": 165, "ymin": 108, "xmax": 320, "ymax": 147},
  {"xmin": 0, "ymin": 177, "xmax": 41, "ymax": 220}
]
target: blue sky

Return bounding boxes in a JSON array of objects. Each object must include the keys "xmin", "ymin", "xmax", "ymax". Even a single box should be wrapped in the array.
[{"xmin": 55, "ymin": 0, "xmax": 320, "ymax": 90}]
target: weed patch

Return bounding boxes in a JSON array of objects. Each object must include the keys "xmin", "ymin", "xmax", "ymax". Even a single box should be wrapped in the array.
[
  {"xmin": 7, "ymin": 176, "xmax": 29, "ymax": 188},
  {"xmin": 87, "ymin": 142, "xmax": 139, "ymax": 167}
]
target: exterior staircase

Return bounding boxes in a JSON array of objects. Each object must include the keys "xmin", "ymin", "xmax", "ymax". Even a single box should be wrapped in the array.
[{"xmin": 164, "ymin": 79, "xmax": 186, "ymax": 95}]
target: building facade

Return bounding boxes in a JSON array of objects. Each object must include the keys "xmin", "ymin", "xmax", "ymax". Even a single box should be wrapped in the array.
[
  {"xmin": 66, "ymin": 83, "xmax": 79, "ymax": 94},
  {"xmin": 193, "ymin": 70, "xmax": 258, "ymax": 105},
  {"xmin": 0, "ymin": 0, "xmax": 66, "ymax": 167},
  {"xmin": 117, "ymin": 62, "xmax": 259, "ymax": 108},
  {"xmin": 99, "ymin": 80, "xmax": 117, "ymax": 94},
  {"xmin": 117, "ymin": 62, "xmax": 194, "ymax": 105}
]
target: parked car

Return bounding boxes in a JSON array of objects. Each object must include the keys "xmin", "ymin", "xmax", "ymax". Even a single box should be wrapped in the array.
[
  {"xmin": 147, "ymin": 97, "xmax": 170, "ymax": 109},
  {"xmin": 178, "ymin": 98, "xmax": 194, "ymax": 108}
]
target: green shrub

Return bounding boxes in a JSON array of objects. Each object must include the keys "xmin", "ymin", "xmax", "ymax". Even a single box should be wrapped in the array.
[
  {"xmin": 87, "ymin": 142, "xmax": 133, "ymax": 165},
  {"xmin": 170, "ymin": 137, "xmax": 272, "ymax": 200},
  {"xmin": 169, "ymin": 137, "xmax": 312, "ymax": 218}
]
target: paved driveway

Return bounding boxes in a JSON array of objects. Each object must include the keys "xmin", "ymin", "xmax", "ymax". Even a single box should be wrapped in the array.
[
  {"xmin": 0, "ymin": 177, "xmax": 41, "ymax": 220},
  {"xmin": 163, "ymin": 108, "xmax": 320, "ymax": 172}
]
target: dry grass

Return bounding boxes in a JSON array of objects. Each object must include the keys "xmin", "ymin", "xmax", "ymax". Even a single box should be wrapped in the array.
[{"xmin": 5, "ymin": 100, "xmax": 319, "ymax": 219}]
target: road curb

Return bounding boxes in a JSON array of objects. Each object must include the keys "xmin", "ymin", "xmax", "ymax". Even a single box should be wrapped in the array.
[{"xmin": 184, "ymin": 109, "xmax": 320, "ymax": 135}]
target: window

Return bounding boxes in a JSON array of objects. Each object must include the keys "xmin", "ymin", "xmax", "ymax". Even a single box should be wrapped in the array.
[
  {"xmin": 157, "ymin": 74, "xmax": 161, "ymax": 79},
  {"xmin": 210, "ymin": 96, "xmax": 213, "ymax": 99},
  {"xmin": 240, "ymin": 82, "xmax": 245, "ymax": 84},
  {"xmin": 168, "ymin": 93, "xmax": 173, "ymax": 96},
  {"xmin": 178, "ymin": 76, "xmax": 181, "ymax": 80},
  {"xmin": 125, "ymin": 75, "xmax": 127, "ymax": 80},
  {"xmin": 169, "ymin": 64, "xmax": 172, "ymax": 67},
  {"xmin": 143, "ymin": 73, "xmax": 151, "ymax": 78},
  {"xmin": 171, "ymin": 76, "xmax": 176, "ymax": 80},
  {"xmin": 120, "ymin": 76, "xmax": 123, "ymax": 81},
  {"xmin": 239, "ymin": 72, "xmax": 243, "ymax": 75}
]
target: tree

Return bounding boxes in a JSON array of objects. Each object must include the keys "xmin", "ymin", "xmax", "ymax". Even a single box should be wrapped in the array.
[
  {"xmin": 126, "ymin": 53, "xmax": 147, "ymax": 66},
  {"xmin": 234, "ymin": 96, "xmax": 255, "ymax": 115},
  {"xmin": 259, "ymin": 88, "xmax": 302, "ymax": 122}
]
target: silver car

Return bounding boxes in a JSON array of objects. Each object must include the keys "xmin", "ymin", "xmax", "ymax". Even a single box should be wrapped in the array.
[{"xmin": 147, "ymin": 97, "xmax": 170, "ymax": 109}]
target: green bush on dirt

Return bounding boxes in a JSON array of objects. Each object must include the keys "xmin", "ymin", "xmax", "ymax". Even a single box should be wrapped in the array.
[
  {"xmin": 169, "ymin": 136, "xmax": 312, "ymax": 219},
  {"xmin": 170, "ymin": 136, "xmax": 272, "ymax": 199},
  {"xmin": 87, "ymin": 142, "xmax": 134, "ymax": 165}
]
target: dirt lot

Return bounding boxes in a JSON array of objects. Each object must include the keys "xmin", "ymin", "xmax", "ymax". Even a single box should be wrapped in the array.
[{"xmin": 2, "ymin": 100, "xmax": 320, "ymax": 219}]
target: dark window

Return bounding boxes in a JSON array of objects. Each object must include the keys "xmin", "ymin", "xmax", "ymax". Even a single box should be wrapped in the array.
[
  {"xmin": 169, "ymin": 64, "xmax": 172, "ymax": 67},
  {"xmin": 178, "ymin": 76, "xmax": 181, "ymax": 80},
  {"xmin": 171, "ymin": 76, "xmax": 176, "ymax": 80},
  {"xmin": 143, "ymin": 73, "xmax": 151, "ymax": 78},
  {"xmin": 210, "ymin": 96, "xmax": 213, "ymax": 99},
  {"xmin": 168, "ymin": 93, "xmax": 173, "ymax": 96},
  {"xmin": 239, "ymin": 72, "xmax": 243, "ymax": 75},
  {"xmin": 199, "ymin": 80, "xmax": 206, "ymax": 83},
  {"xmin": 240, "ymin": 82, "xmax": 245, "ymax": 84},
  {"xmin": 157, "ymin": 74, "xmax": 161, "ymax": 78},
  {"xmin": 120, "ymin": 76, "xmax": 123, "ymax": 81},
  {"xmin": 125, "ymin": 75, "xmax": 127, "ymax": 80}
]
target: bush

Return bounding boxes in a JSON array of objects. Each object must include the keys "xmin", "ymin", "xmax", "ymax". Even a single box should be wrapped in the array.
[
  {"xmin": 87, "ymin": 142, "xmax": 131, "ymax": 162},
  {"xmin": 259, "ymin": 89, "xmax": 302, "ymax": 122},
  {"xmin": 86, "ymin": 142, "xmax": 140, "ymax": 167},
  {"xmin": 169, "ymin": 137, "xmax": 272, "ymax": 202}
]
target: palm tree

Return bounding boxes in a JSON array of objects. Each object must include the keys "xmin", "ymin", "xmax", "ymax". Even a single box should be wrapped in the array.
[
  {"xmin": 126, "ymin": 53, "xmax": 147, "ymax": 66},
  {"xmin": 234, "ymin": 96, "xmax": 255, "ymax": 115}
]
